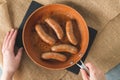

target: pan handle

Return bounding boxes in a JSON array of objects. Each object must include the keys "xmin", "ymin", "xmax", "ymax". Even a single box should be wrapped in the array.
[{"xmin": 76, "ymin": 60, "xmax": 90, "ymax": 76}]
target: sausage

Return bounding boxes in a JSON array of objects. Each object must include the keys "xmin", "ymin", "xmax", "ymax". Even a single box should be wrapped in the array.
[
  {"xmin": 51, "ymin": 44, "xmax": 78, "ymax": 54},
  {"xmin": 35, "ymin": 24, "xmax": 56, "ymax": 45},
  {"xmin": 45, "ymin": 18, "xmax": 64, "ymax": 40},
  {"xmin": 41, "ymin": 52, "xmax": 67, "ymax": 62},
  {"xmin": 66, "ymin": 20, "xmax": 78, "ymax": 45}
]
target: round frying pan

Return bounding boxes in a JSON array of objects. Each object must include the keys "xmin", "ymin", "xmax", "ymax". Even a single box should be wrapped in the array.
[{"xmin": 22, "ymin": 4, "xmax": 89, "ymax": 70}]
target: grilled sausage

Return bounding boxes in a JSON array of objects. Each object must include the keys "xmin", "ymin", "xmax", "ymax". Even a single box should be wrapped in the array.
[
  {"xmin": 45, "ymin": 18, "xmax": 64, "ymax": 40},
  {"xmin": 41, "ymin": 52, "xmax": 67, "ymax": 62},
  {"xmin": 35, "ymin": 24, "xmax": 56, "ymax": 45},
  {"xmin": 66, "ymin": 20, "xmax": 78, "ymax": 45},
  {"xmin": 51, "ymin": 44, "xmax": 78, "ymax": 54}
]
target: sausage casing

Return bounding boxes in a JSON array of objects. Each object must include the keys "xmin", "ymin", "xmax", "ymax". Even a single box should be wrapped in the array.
[
  {"xmin": 51, "ymin": 44, "xmax": 78, "ymax": 54},
  {"xmin": 66, "ymin": 20, "xmax": 78, "ymax": 45},
  {"xmin": 41, "ymin": 52, "xmax": 67, "ymax": 62},
  {"xmin": 35, "ymin": 24, "xmax": 56, "ymax": 45},
  {"xmin": 45, "ymin": 18, "xmax": 64, "ymax": 40}
]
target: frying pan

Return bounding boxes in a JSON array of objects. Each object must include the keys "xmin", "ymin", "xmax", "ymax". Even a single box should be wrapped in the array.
[{"xmin": 22, "ymin": 4, "xmax": 89, "ymax": 70}]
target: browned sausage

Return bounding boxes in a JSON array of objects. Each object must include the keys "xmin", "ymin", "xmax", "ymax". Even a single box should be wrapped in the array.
[
  {"xmin": 45, "ymin": 18, "xmax": 64, "ymax": 40},
  {"xmin": 51, "ymin": 44, "xmax": 78, "ymax": 54},
  {"xmin": 35, "ymin": 24, "xmax": 56, "ymax": 45},
  {"xmin": 66, "ymin": 20, "xmax": 78, "ymax": 45},
  {"xmin": 41, "ymin": 52, "xmax": 67, "ymax": 62}
]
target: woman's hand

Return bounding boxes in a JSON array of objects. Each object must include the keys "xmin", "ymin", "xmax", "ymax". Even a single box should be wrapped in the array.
[
  {"xmin": 1, "ymin": 29, "xmax": 23, "ymax": 80},
  {"xmin": 80, "ymin": 62, "xmax": 106, "ymax": 80}
]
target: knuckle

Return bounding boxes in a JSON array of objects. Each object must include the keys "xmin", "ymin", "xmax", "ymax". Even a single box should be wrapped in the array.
[
  {"xmin": 2, "ymin": 49, "xmax": 5, "ymax": 53},
  {"xmin": 93, "ymin": 71, "xmax": 97, "ymax": 75},
  {"xmin": 3, "ymin": 48, "xmax": 12, "ymax": 54}
]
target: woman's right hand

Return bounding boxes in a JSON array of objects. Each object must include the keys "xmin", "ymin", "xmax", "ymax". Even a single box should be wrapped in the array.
[{"xmin": 80, "ymin": 62, "xmax": 106, "ymax": 80}]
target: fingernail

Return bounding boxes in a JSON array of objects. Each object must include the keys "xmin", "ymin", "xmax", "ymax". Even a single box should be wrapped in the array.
[
  {"xmin": 80, "ymin": 68, "xmax": 84, "ymax": 71},
  {"xmin": 7, "ymin": 31, "xmax": 10, "ymax": 34},
  {"xmin": 21, "ymin": 47, "xmax": 23, "ymax": 49},
  {"xmin": 21, "ymin": 47, "xmax": 24, "ymax": 51},
  {"xmin": 11, "ymin": 28, "xmax": 14, "ymax": 32},
  {"xmin": 14, "ymin": 29, "xmax": 17, "ymax": 32}
]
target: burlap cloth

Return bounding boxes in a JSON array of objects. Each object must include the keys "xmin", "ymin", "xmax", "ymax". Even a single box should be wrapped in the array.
[{"xmin": 0, "ymin": 0, "xmax": 120, "ymax": 80}]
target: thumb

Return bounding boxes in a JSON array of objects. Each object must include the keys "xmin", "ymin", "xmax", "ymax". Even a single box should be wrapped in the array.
[
  {"xmin": 15, "ymin": 47, "xmax": 23, "ymax": 61},
  {"xmin": 80, "ymin": 69, "xmax": 89, "ymax": 80}
]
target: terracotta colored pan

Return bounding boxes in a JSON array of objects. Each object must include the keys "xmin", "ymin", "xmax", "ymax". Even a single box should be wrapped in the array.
[{"xmin": 22, "ymin": 4, "xmax": 89, "ymax": 70}]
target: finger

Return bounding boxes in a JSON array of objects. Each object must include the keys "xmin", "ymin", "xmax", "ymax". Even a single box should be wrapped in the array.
[
  {"xmin": 15, "ymin": 47, "xmax": 23, "ymax": 62},
  {"xmin": 5, "ymin": 29, "xmax": 15, "ymax": 48},
  {"xmin": 2, "ymin": 31, "xmax": 10, "ymax": 53},
  {"xmin": 8, "ymin": 30, "xmax": 18, "ymax": 50},
  {"xmin": 85, "ymin": 63, "xmax": 96, "ymax": 72},
  {"xmin": 80, "ymin": 69, "xmax": 89, "ymax": 80},
  {"xmin": 85, "ymin": 62, "xmax": 98, "ymax": 76}
]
